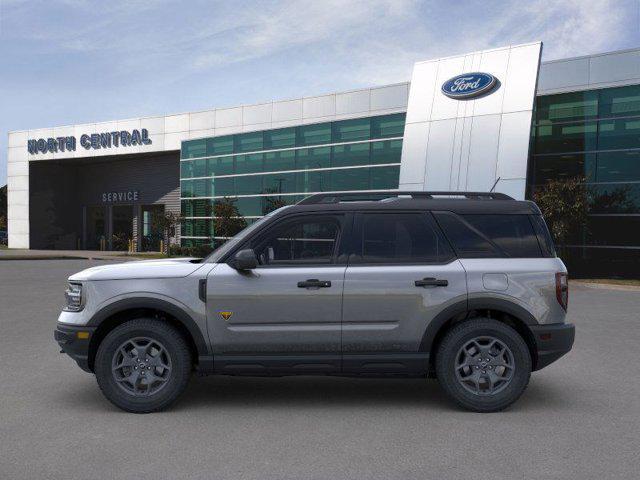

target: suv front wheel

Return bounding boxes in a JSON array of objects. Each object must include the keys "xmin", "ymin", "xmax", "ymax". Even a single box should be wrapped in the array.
[
  {"xmin": 436, "ymin": 318, "xmax": 531, "ymax": 412},
  {"xmin": 94, "ymin": 318, "xmax": 192, "ymax": 413}
]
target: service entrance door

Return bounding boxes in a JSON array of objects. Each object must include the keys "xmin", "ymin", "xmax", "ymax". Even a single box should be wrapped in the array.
[{"xmin": 111, "ymin": 205, "xmax": 134, "ymax": 251}]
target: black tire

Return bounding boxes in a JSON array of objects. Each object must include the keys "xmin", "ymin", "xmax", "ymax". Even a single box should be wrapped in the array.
[
  {"xmin": 436, "ymin": 318, "xmax": 531, "ymax": 412},
  {"xmin": 95, "ymin": 318, "xmax": 192, "ymax": 413}
]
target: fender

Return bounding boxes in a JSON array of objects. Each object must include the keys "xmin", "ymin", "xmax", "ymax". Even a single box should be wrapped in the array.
[
  {"xmin": 87, "ymin": 297, "xmax": 210, "ymax": 357},
  {"xmin": 419, "ymin": 297, "xmax": 538, "ymax": 353},
  {"xmin": 467, "ymin": 297, "xmax": 538, "ymax": 325},
  {"xmin": 419, "ymin": 299, "xmax": 468, "ymax": 353}
]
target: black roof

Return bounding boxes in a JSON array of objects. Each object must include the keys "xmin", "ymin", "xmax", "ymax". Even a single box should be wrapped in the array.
[{"xmin": 278, "ymin": 191, "xmax": 541, "ymax": 216}]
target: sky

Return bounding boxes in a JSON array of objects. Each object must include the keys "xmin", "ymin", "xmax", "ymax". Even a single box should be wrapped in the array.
[{"xmin": 1, "ymin": 0, "xmax": 639, "ymax": 186}]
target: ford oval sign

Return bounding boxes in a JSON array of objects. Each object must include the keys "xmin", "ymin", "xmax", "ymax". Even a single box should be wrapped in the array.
[{"xmin": 441, "ymin": 72, "xmax": 497, "ymax": 99}]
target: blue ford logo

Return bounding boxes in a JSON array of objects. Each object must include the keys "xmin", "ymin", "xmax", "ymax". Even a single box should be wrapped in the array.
[{"xmin": 441, "ymin": 72, "xmax": 497, "ymax": 99}]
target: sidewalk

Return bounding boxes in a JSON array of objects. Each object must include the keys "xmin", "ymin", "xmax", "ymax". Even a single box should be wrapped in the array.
[{"xmin": 0, "ymin": 249, "xmax": 159, "ymax": 261}]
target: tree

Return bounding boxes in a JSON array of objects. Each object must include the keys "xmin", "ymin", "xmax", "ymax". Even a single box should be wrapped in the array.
[
  {"xmin": 213, "ymin": 197, "xmax": 247, "ymax": 245},
  {"xmin": 151, "ymin": 210, "xmax": 183, "ymax": 254},
  {"xmin": 533, "ymin": 177, "xmax": 589, "ymax": 256},
  {"xmin": 262, "ymin": 187, "xmax": 288, "ymax": 215}
]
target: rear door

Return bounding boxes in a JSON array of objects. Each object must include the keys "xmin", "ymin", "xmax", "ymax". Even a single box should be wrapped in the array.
[{"xmin": 341, "ymin": 211, "xmax": 467, "ymax": 374}]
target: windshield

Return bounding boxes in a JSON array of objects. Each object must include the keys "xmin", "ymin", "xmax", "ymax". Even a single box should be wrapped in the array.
[{"xmin": 203, "ymin": 206, "xmax": 290, "ymax": 263}]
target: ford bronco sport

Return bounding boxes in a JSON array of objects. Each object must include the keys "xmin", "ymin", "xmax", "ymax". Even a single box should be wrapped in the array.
[{"xmin": 55, "ymin": 191, "xmax": 575, "ymax": 413}]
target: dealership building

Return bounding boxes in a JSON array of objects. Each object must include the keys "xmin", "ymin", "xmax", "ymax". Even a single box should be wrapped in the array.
[{"xmin": 6, "ymin": 42, "xmax": 640, "ymax": 275}]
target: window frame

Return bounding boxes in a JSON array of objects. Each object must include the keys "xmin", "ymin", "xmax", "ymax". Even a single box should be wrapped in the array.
[
  {"xmin": 348, "ymin": 211, "xmax": 456, "ymax": 266},
  {"xmin": 229, "ymin": 212, "xmax": 352, "ymax": 268}
]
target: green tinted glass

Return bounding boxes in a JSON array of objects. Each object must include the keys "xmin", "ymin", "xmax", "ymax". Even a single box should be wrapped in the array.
[
  {"xmin": 209, "ymin": 156, "xmax": 234, "ymax": 176},
  {"xmin": 235, "ymin": 197, "xmax": 264, "ymax": 217},
  {"xmin": 297, "ymin": 123, "xmax": 331, "ymax": 146},
  {"xmin": 181, "ymin": 139, "xmax": 206, "ymax": 159},
  {"xmin": 180, "ymin": 161, "xmax": 192, "ymax": 179},
  {"xmin": 598, "ymin": 84, "xmax": 640, "ymax": 118},
  {"xmin": 234, "ymin": 132, "xmax": 263, "ymax": 153},
  {"xmin": 332, "ymin": 143, "xmax": 370, "ymax": 167},
  {"xmin": 235, "ymin": 175, "xmax": 263, "ymax": 195},
  {"xmin": 534, "ymin": 121, "xmax": 598, "ymax": 154},
  {"xmin": 264, "ymin": 128, "xmax": 296, "ymax": 149},
  {"xmin": 181, "ymin": 238, "xmax": 213, "ymax": 247},
  {"xmin": 182, "ymin": 199, "xmax": 212, "ymax": 217},
  {"xmin": 180, "ymin": 180, "xmax": 193, "ymax": 198},
  {"xmin": 262, "ymin": 172, "xmax": 296, "ymax": 194},
  {"xmin": 589, "ymin": 183, "xmax": 640, "ymax": 214},
  {"xmin": 180, "ymin": 159, "xmax": 208, "ymax": 178},
  {"xmin": 296, "ymin": 147, "xmax": 331, "ymax": 170},
  {"xmin": 598, "ymin": 119, "xmax": 640, "ymax": 150},
  {"xmin": 206, "ymin": 136, "xmax": 233, "ymax": 156},
  {"xmin": 371, "ymin": 113, "xmax": 406, "ymax": 138},
  {"xmin": 328, "ymin": 168, "xmax": 369, "ymax": 191},
  {"xmin": 295, "ymin": 170, "xmax": 331, "ymax": 193},
  {"xmin": 529, "ymin": 153, "xmax": 597, "ymax": 184},
  {"xmin": 264, "ymin": 150, "xmax": 295, "ymax": 171},
  {"xmin": 235, "ymin": 153, "xmax": 264, "ymax": 174},
  {"xmin": 596, "ymin": 151, "xmax": 640, "ymax": 182},
  {"xmin": 212, "ymin": 177, "xmax": 234, "ymax": 197},
  {"xmin": 535, "ymin": 91, "xmax": 598, "ymax": 123},
  {"xmin": 370, "ymin": 166, "xmax": 400, "ymax": 189},
  {"xmin": 371, "ymin": 139, "xmax": 402, "ymax": 164},
  {"xmin": 332, "ymin": 118, "xmax": 370, "ymax": 142}
]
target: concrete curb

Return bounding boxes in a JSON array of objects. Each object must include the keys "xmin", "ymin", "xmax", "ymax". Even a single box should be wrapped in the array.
[
  {"xmin": 0, "ymin": 255, "xmax": 136, "ymax": 261},
  {"xmin": 571, "ymin": 280, "xmax": 640, "ymax": 292}
]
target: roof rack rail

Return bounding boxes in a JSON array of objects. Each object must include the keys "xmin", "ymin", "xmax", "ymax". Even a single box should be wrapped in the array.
[{"xmin": 297, "ymin": 190, "xmax": 513, "ymax": 205}]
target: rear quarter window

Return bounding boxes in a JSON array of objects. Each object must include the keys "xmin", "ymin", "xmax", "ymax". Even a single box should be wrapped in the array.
[{"xmin": 433, "ymin": 212, "xmax": 546, "ymax": 258}]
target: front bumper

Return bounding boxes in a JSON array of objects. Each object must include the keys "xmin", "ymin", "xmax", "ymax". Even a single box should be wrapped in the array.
[
  {"xmin": 54, "ymin": 323, "xmax": 97, "ymax": 373},
  {"xmin": 530, "ymin": 322, "xmax": 575, "ymax": 371}
]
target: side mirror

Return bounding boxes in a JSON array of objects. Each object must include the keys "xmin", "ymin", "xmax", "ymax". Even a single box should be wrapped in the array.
[{"xmin": 233, "ymin": 249, "xmax": 258, "ymax": 271}]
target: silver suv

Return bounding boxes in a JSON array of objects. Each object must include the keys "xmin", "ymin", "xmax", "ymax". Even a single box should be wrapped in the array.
[{"xmin": 54, "ymin": 191, "xmax": 574, "ymax": 413}]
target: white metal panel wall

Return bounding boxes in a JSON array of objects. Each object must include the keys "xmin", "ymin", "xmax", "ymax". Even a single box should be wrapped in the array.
[
  {"xmin": 6, "ymin": 83, "xmax": 408, "ymax": 248},
  {"xmin": 399, "ymin": 43, "xmax": 542, "ymax": 199}
]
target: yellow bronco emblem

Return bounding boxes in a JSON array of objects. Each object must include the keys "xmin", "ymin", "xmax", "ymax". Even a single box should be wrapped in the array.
[{"xmin": 218, "ymin": 311, "xmax": 233, "ymax": 321}]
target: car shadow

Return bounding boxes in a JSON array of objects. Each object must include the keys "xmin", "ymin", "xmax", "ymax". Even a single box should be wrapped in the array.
[
  {"xmin": 176, "ymin": 375, "xmax": 452, "ymax": 411},
  {"xmin": 55, "ymin": 373, "xmax": 575, "ymax": 414}
]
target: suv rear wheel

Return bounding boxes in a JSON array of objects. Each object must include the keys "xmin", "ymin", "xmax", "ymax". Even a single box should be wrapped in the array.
[
  {"xmin": 94, "ymin": 318, "xmax": 192, "ymax": 413},
  {"xmin": 436, "ymin": 318, "xmax": 531, "ymax": 412}
]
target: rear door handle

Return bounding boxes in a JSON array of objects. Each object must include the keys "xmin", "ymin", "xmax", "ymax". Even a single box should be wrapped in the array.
[
  {"xmin": 297, "ymin": 279, "xmax": 332, "ymax": 288},
  {"xmin": 415, "ymin": 277, "xmax": 448, "ymax": 287}
]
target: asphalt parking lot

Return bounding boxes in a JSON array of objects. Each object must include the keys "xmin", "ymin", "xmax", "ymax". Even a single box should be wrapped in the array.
[{"xmin": 1, "ymin": 259, "xmax": 639, "ymax": 480}]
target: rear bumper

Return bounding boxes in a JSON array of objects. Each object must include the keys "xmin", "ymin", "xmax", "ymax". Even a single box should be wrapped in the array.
[
  {"xmin": 530, "ymin": 322, "xmax": 575, "ymax": 371},
  {"xmin": 54, "ymin": 323, "xmax": 97, "ymax": 373}
]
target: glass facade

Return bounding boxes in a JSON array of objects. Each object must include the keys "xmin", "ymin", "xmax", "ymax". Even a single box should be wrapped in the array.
[
  {"xmin": 180, "ymin": 113, "xmax": 405, "ymax": 246},
  {"xmin": 528, "ymin": 84, "xmax": 640, "ymax": 276}
]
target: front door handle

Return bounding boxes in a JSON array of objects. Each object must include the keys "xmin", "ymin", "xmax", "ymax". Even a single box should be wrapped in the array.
[
  {"xmin": 297, "ymin": 279, "xmax": 331, "ymax": 288},
  {"xmin": 415, "ymin": 277, "xmax": 448, "ymax": 287}
]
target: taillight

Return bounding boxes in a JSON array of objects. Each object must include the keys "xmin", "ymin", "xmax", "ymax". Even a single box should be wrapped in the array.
[{"xmin": 555, "ymin": 272, "xmax": 568, "ymax": 311}]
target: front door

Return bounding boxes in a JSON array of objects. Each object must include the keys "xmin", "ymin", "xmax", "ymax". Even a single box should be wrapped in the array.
[
  {"xmin": 341, "ymin": 212, "xmax": 467, "ymax": 374},
  {"xmin": 207, "ymin": 213, "xmax": 348, "ymax": 374}
]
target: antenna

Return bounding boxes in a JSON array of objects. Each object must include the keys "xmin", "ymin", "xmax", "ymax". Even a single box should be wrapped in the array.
[{"xmin": 490, "ymin": 177, "xmax": 501, "ymax": 193}]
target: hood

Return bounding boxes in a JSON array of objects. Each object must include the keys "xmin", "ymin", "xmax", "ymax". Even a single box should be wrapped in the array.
[{"xmin": 69, "ymin": 258, "xmax": 204, "ymax": 281}]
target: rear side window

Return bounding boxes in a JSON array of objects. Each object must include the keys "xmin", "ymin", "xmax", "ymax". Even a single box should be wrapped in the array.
[
  {"xmin": 353, "ymin": 213, "xmax": 454, "ymax": 264},
  {"xmin": 434, "ymin": 212, "xmax": 544, "ymax": 258},
  {"xmin": 462, "ymin": 215, "xmax": 542, "ymax": 258},
  {"xmin": 530, "ymin": 215, "xmax": 557, "ymax": 257},
  {"xmin": 433, "ymin": 212, "xmax": 500, "ymax": 258}
]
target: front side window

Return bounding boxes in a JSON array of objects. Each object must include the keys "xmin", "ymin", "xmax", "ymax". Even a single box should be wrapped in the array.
[
  {"xmin": 354, "ymin": 213, "xmax": 453, "ymax": 264},
  {"xmin": 252, "ymin": 216, "xmax": 341, "ymax": 266}
]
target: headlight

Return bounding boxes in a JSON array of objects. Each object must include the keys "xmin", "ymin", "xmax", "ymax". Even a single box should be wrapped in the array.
[{"xmin": 64, "ymin": 283, "xmax": 84, "ymax": 312}]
